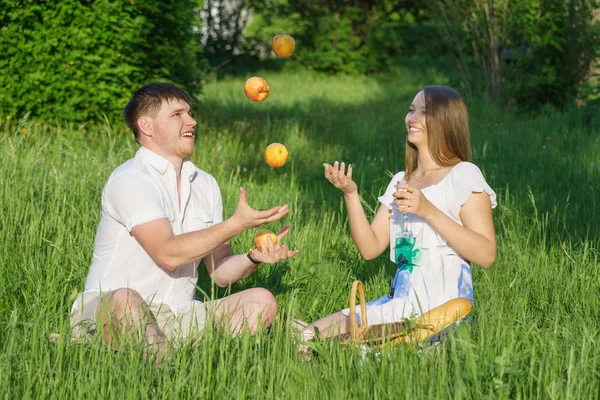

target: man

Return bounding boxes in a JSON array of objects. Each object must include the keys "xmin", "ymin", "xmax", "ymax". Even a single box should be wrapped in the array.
[{"xmin": 70, "ymin": 82, "xmax": 298, "ymax": 359}]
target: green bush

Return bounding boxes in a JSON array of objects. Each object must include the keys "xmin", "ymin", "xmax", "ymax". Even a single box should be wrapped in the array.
[
  {"xmin": 503, "ymin": 0, "xmax": 600, "ymax": 111},
  {"xmin": 243, "ymin": 1, "xmax": 433, "ymax": 75},
  {"xmin": 428, "ymin": 0, "xmax": 600, "ymax": 112},
  {"xmin": 367, "ymin": 20, "xmax": 449, "ymax": 70},
  {"xmin": 299, "ymin": 8, "xmax": 379, "ymax": 75},
  {"xmin": 0, "ymin": 0, "xmax": 205, "ymax": 124}
]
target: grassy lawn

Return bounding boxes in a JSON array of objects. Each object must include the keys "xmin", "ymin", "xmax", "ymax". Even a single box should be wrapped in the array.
[{"xmin": 1, "ymin": 68, "xmax": 599, "ymax": 398}]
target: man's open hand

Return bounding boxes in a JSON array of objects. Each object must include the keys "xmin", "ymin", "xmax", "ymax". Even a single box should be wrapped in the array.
[{"xmin": 232, "ymin": 187, "xmax": 289, "ymax": 230}]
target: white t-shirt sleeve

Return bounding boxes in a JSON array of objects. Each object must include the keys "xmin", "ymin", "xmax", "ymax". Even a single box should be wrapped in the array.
[
  {"xmin": 449, "ymin": 162, "xmax": 497, "ymax": 220},
  {"xmin": 103, "ymin": 172, "xmax": 167, "ymax": 232},
  {"xmin": 377, "ymin": 171, "xmax": 406, "ymax": 208}
]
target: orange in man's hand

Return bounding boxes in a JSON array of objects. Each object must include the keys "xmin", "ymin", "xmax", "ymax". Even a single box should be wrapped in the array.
[{"xmin": 254, "ymin": 229, "xmax": 278, "ymax": 248}]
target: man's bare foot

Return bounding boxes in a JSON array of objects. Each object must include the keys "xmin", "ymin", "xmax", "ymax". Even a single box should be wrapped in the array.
[
  {"xmin": 289, "ymin": 318, "xmax": 308, "ymax": 335},
  {"xmin": 297, "ymin": 327, "xmax": 316, "ymax": 362},
  {"xmin": 298, "ymin": 343, "xmax": 311, "ymax": 362}
]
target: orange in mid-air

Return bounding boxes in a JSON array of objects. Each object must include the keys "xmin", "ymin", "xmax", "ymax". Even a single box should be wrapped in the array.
[
  {"xmin": 244, "ymin": 77, "xmax": 270, "ymax": 102},
  {"xmin": 264, "ymin": 142, "xmax": 288, "ymax": 168},
  {"xmin": 254, "ymin": 229, "xmax": 278, "ymax": 248},
  {"xmin": 272, "ymin": 35, "xmax": 295, "ymax": 58}
]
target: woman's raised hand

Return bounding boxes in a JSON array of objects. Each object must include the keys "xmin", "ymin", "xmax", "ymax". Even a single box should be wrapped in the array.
[{"xmin": 323, "ymin": 161, "xmax": 357, "ymax": 194}]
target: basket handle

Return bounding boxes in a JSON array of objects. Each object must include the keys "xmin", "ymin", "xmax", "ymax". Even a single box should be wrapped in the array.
[
  {"xmin": 349, "ymin": 280, "xmax": 367, "ymax": 341},
  {"xmin": 413, "ymin": 323, "xmax": 436, "ymax": 332}
]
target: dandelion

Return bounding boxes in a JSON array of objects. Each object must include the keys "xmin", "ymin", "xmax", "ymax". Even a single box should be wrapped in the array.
[
  {"xmin": 6, "ymin": 115, "xmax": 11, "ymax": 121},
  {"xmin": 21, "ymin": 127, "xmax": 28, "ymax": 134},
  {"xmin": 211, "ymin": 147, "xmax": 216, "ymax": 152},
  {"xmin": 545, "ymin": 137, "xmax": 551, "ymax": 141}
]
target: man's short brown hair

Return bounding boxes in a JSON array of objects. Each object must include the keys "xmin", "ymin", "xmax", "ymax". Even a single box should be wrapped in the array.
[{"xmin": 122, "ymin": 83, "xmax": 192, "ymax": 143}]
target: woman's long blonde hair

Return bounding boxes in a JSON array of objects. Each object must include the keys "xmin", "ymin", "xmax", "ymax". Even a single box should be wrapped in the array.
[{"xmin": 404, "ymin": 85, "xmax": 471, "ymax": 179}]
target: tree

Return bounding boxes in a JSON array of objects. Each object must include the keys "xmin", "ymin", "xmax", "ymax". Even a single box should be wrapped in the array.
[
  {"xmin": 201, "ymin": 0, "xmax": 253, "ymax": 71},
  {"xmin": 428, "ymin": 0, "xmax": 600, "ymax": 110}
]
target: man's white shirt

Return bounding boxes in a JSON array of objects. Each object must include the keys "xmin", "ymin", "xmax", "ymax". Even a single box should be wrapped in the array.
[{"xmin": 79, "ymin": 146, "xmax": 223, "ymax": 315}]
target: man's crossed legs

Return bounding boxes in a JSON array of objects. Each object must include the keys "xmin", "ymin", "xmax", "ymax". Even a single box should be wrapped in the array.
[{"xmin": 70, "ymin": 287, "xmax": 278, "ymax": 363}]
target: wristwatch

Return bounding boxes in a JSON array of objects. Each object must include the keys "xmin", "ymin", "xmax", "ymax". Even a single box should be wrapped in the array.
[{"xmin": 246, "ymin": 247, "xmax": 261, "ymax": 265}]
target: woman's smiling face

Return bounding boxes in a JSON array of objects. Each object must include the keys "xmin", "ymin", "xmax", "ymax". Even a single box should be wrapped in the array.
[{"xmin": 405, "ymin": 90, "xmax": 427, "ymax": 147}]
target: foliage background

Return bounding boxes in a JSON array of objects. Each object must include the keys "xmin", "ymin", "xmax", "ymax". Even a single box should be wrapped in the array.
[
  {"xmin": 227, "ymin": 0, "xmax": 600, "ymax": 111},
  {"xmin": 2, "ymin": 0, "xmax": 599, "ymax": 123},
  {"xmin": 0, "ymin": 0, "xmax": 205, "ymax": 124}
]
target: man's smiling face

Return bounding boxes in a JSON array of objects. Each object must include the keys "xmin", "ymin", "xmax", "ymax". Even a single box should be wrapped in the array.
[{"xmin": 149, "ymin": 98, "xmax": 197, "ymax": 160}]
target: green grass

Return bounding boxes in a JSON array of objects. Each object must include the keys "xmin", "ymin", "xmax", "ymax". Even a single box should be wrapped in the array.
[{"xmin": 1, "ymin": 68, "xmax": 600, "ymax": 398}]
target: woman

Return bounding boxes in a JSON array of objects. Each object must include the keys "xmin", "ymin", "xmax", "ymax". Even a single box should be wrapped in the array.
[{"xmin": 304, "ymin": 85, "xmax": 497, "ymax": 340}]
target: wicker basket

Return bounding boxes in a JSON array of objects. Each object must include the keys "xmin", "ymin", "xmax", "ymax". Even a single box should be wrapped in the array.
[{"xmin": 338, "ymin": 280, "xmax": 472, "ymax": 348}]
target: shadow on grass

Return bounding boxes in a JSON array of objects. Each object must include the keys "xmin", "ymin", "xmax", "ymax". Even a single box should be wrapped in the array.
[
  {"xmin": 191, "ymin": 66, "xmax": 600, "ymax": 303},
  {"xmin": 194, "ymin": 75, "xmax": 415, "ymax": 201}
]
